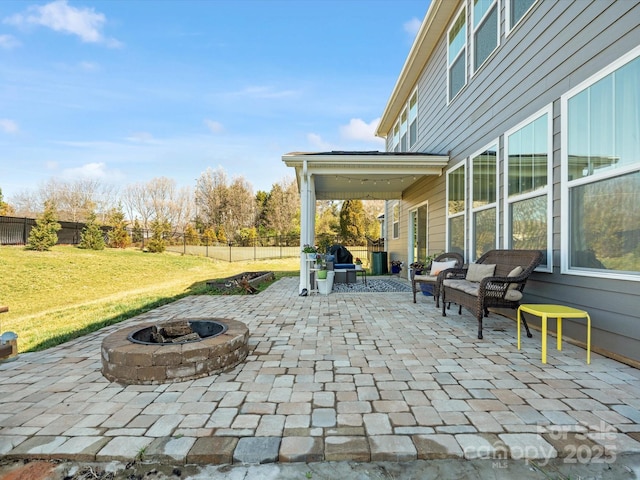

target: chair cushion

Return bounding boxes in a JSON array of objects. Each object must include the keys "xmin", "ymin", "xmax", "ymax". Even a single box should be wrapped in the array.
[
  {"xmin": 507, "ymin": 266, "xmax": 524, "ymax": 290},
  {"xmin": 430, "ymin": 260, "xmax": 457, "ymax": 276},
  {"xmin": 466, "ymin": 263, "xmax": 496, "ymax": 282},
  {"xmin": 443, "ymin": 279, "xmax": 523, "ymax": 301},
  {"xmin": 443, "ymin": 279, "xmax": 479, "ymax": 295},
  {"xmin": 414, "ymin": 274, "xmax": 438, "ymax": 282},
  {"xmin": 334, "ymin": 263, "xmax": 355, "ymax": 269}
]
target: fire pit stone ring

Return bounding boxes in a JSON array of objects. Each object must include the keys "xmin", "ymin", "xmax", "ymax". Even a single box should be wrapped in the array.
[{"xmin": 101, "ymin": 318, "xmax": 249, "ymax": 385}]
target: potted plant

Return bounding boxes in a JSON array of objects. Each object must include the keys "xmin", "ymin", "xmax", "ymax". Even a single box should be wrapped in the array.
[
  {"xmin": 354, "ymin": 257, "xmax": 363, "ymax": 270},
  {"xmin": 316, "ymin": 265, "xmax": 328, "ymax": 279},
  {"xmin": 390, "ymin": 260, "xmax": 403, "ymax": 274},
  {"xmin": 302, "ymin": 244, "xmax": 317, "ymax": 260},
  {"xmin": 409, "ymin": 261, "xmax": 425, "ymax": 275}
]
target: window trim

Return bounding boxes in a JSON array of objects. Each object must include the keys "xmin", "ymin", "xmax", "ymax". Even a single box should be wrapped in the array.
[
  {"xmin": 447, "ymin": 4, "xmax": 467, "ymax": 104},
  {"xmin": 446, "ymin": 159, "xmax": 467, "ymax": 257},
  {"xmin": 560, "ymin": 45, "xmax": 640, "ymax": 281},
  {"xmin": 469, "ymin": 140, "xmax": 499, "ymax": 262},
  {"xmin": 503, "ymin": 104, "xmax": 553, "ymax": 272},
  {"xmin": 471, "ymin": 0, "xmax": 500, "ymax": 75},
  {"xmin": 505, "ymin": 0, "xmax": 537, "ymax": 35}
]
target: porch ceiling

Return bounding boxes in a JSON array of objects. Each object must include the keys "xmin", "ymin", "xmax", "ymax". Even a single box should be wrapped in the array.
[{"xmin": 282, "ymin": 151, "xmax": 449, "ymax": 200}]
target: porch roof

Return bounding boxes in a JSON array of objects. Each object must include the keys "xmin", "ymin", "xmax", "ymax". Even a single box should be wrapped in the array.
[{"xmin": 282, "ymin": 151, "xmax": 449, "ymax": 200}]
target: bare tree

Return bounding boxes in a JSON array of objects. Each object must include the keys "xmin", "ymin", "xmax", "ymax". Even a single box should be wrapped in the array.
[
  {"xmin": 10, "ymin": 178, "xmax": 116, "ymax": 222},
  {"xmin": 122, "ymin": 177, "xmax": 193, "ymax": 235},
  {"xmin": 10, "ymin": 189, "xmax": 40, "ymax": 217},
  {"xmin": 225, "ymin": 176, "xmax": 255, "ymax": 239},
  {"xmin": 264, "ymin": 177, "xmax": 299, "ymax": 236},
  {"xmin": 122, "ymin": 182, "xmax": 154, "ymax": 229},
  {"xmin": 196, "ymin": 167, "xmax": 229, "ymax": 230}
]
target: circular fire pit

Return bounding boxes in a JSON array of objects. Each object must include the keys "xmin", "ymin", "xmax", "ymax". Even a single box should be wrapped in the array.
[{"xmin": 101, "ymin": 318, "xmax": 249, "ymax": 385}]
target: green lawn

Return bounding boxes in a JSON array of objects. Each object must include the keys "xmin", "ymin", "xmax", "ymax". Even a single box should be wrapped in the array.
[{"xmin": 0, "ymin": 245, "xmax": 299, "ymax": 352}]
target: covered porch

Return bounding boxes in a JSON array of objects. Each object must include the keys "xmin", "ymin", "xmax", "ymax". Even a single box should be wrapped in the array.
[{"xmin": 282, "ymin": 151, "xmax": 449, "ymax": 293}]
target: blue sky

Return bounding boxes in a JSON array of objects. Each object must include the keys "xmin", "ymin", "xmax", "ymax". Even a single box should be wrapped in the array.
[{"xmin": 0, "ymin": 0, "xmax": 428, "ymax": 201}]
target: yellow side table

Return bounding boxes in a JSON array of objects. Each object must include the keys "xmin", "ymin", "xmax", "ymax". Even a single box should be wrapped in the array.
[{"xmin": 517, "ymin": 304, "xmax": 591, "ymax": 364}]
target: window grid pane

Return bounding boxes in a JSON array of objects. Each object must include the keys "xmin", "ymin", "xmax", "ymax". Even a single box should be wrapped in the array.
[
  {"xmin": 449, "ymin": 216, "xmax": 465, "ymax": 255},
  {"xmin": 569, "ymin": 171, "xmax": 640, "ymax": 274},
  {"xmin": 474, "ymin": 5, "xmax": 497, "ymax": 70},
  {"xmin": 473, "ymin": 208, "xmax": 496, "ymax": 259},
  {"xmin": 509, "ymin": 195, "xmax": 547, "ymax": 252},
  {"xmin": 472, "ymin": 148, "xmax": 497, "ymax": 207},
  {"xmin": 508, "ymin": 114, "xmax": 548, "ymax": 197},
  {"xmin": 568, "ymin": 56, "xmax": 640, "ymax": 180},
  {"xmin": 450, "ymin": 54, "xmax": 466, "ymax": 100},
  {"xmin": 449, "ymin": 9, "xmax": 466, "ymax": 65},
  {"xmin": 510, "ymin": 0, "xmax": 535, "ymax": 29},
  {"xmin": 448, "ymin": 167, "xmax": 465, "ymax": 215}
]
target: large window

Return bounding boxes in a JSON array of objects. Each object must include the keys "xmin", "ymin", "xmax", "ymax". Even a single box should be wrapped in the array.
[
  {"xmin": 400, "ymin": 109, "xmax": 408, "ymax": 152},
  {"xmin": 470, "ymin": 143, "xmax": 498, "ymax": 260},
  {"xmin": 447, "ymin": 161, "xmax": 466, "ymax": 256},
  {"xmin": 392, "ymin": 203, "xmax": 400, "ymax": 239},
  {"xmin": 409, "ymin": 92, "xmax": 418, "ymax": 148},
  {"xmin": 392, "ymin": 122, "xmax": 400, "ymax": 152},
  {"xmin": 506, "ymin": 0, "xmax": 536, "ymax": 33},
  {"xmin": 562, "ymin": 49, "xmax": 640, "ymax": 278},
  {"xmin": 448, "ymin": 6, "xmax": 466, "ymax": 102},
  {"xmin": 504, "ymin": 107, "xmax": 552, "ymax": 270},
  {"xmin": 472, "ymin": 0, "xmax": 498, "ymax": 72},
  {"xmin": 391, "ymin": 90, "xmax": 418, "ymax": 152}
]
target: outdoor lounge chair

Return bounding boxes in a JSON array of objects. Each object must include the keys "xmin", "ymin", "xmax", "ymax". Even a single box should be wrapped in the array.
[
  {"xmin": 411, "ymin": 252, "xmax": 464, "ymax": 307},
  {"xmin": 440, "ymin": 249, "xmax": 543, "ymax": 339}
]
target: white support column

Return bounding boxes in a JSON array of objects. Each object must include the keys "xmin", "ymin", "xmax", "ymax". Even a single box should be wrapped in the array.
[{"xmin": 298, "ymin": 162, "xmax": 317, "ymax": 293}]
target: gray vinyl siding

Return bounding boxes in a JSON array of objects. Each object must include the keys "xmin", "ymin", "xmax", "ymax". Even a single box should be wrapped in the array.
[{"xmin": 386, "ymin": 0, "xmax": 640, "ymax": 363}]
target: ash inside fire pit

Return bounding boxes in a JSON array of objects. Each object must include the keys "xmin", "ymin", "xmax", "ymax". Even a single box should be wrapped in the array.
[{"xmin": 128, "ymin": 320, "xmax": 227, "ymax": 345}]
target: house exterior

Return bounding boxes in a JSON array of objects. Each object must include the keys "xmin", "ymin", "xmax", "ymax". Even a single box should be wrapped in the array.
[{"xmin": 376, "ymin": 0, "xmax": 640, "ymax": 363}]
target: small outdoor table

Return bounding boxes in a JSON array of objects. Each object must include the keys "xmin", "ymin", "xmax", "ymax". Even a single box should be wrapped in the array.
[
  {"xmin": 517, "ymin": 304, "xmax": 591, "ymax": 364},
  {"xmin": 355, "ymin": 265, "xmax": 367, "ymax": 285}
]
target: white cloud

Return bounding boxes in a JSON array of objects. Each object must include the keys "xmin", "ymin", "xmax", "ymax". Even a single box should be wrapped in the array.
[
  {"xmin": 233, "ymin": 85, "xmax": 299, "ymax": 99},
  {"xmin": 0, "ymin": 34, "xmax": 20, "ymax": 49},
  {"xmin": 126, "ymin": 131, "xmax": 156, "ymax": 143},
  {"xmin": 59, "ymin": 161, "xmax": 125, "ymax": 184},
  {"xmin": 79, "ymin": 61, "xmax": 100, "ymax": 72},
  {"xmin": 61, "ymin": 161, "xmax": 113, "ymax": 180},
  {"xmin": 204, "ymin": 119, "xmax": 224, "ymax": 134},
  {"xmin": 339, "ymin": 118, "xmax": 384, "ymax": 144},
  {"xmin": 46, "ymin": 161, "xmax": 58, "ymax": 170},
  {"xmin": 0, "ymin": 119, "xmax": 19, "ymax": 134},
  {"xmin": 404, "ymin": 17, "xmax": 422, "ymax": 40},
  {"xmin": 5, "ymin": 0, "xmax": 121, "ymax": 47},
  {"xmin": 307, "ymin": 133, "xmax": 332, "ymax": 151}
]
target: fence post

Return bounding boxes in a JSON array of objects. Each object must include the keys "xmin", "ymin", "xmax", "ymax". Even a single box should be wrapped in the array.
[
  {"xmin": 183, "ymin": 233, "xmax": 186, "ymax": 255},
  {"xmin": 228, "ymin": 242, "xmax": 232, "ymax": 262}
]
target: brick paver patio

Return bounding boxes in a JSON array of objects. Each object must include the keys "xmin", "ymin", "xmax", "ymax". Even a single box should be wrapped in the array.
[{"xmin": 1, "ymin": 276, "xmax": 639, "ymax": 465}]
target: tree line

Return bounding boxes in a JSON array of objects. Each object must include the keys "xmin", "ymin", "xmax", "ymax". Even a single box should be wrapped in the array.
[{"xmin": 1, "ymin": 168, "xmax": 383, "ymax": 250}]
